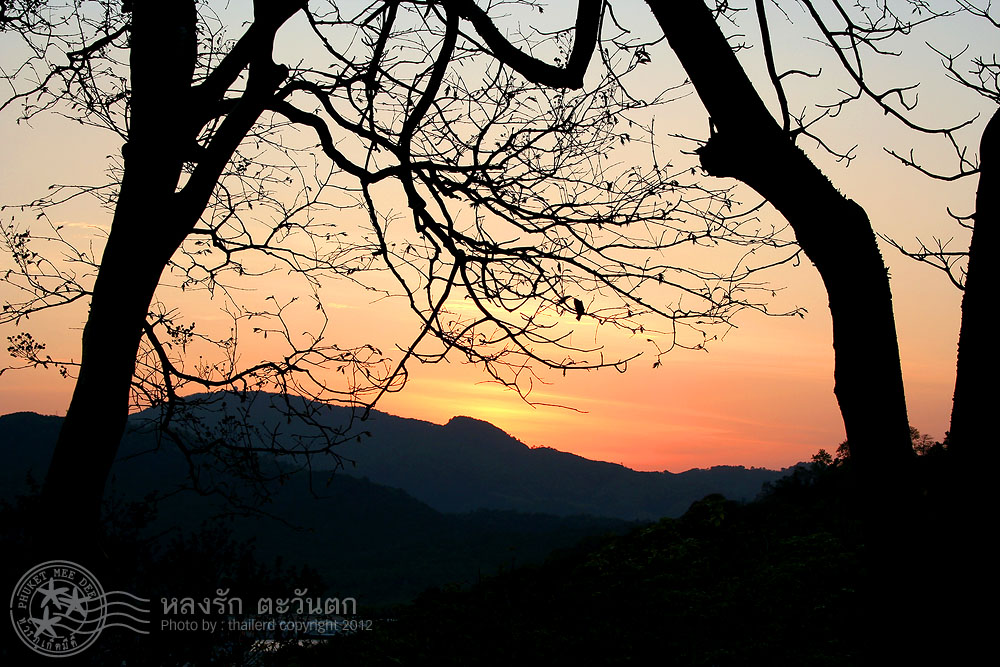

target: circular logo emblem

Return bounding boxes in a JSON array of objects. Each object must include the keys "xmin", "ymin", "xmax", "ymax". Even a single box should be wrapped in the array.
[{"xmin": 9, "ymin": 560, "xmax": 107, "ymax": 657}]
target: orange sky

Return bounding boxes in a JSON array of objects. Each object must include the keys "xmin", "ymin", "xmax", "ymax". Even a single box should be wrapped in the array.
[{"xmin": 0, "ymin": 1, "xmax": 984, "ymax": 472}]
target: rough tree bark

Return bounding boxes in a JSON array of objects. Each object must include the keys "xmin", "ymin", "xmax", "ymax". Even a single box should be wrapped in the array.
[
  {"xmin": 40, "ymin": 2, "xmax": 198, "ymax": 558},
  {"xmin": 949, "ymin": 108, "xmax": 997, "ymax": 464},
  {"xmin": 644, "ymin": 0, "xmax": 914, "ymax": 479},
  {"xmin": 454, "ymin": 0, "xmax": 972, "ymax": 656},
  {"xmin": 467, "ymin": 0, "xmax": 914, "ymax": 479},
  {"xmin": 936, "ymin": 109, "xmax": 997, "ymax": 659},
  {"xmin": 39, "ymin": 0, "xmax": 303, "ymax": 561},
  {"xmin": 643, "ymin": 0, "xmax": 921, "ymax": 657}
]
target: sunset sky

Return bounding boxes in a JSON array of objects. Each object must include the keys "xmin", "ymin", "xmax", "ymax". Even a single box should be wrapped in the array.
[{"xmin": 0, "ymin": 1, "xmax": 989, "ymax": 472}]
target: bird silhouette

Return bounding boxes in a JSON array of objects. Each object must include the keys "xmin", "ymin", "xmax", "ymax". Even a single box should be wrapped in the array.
[{"xmin": 573, "ymin": 298, "xmax": 585, "ymax": 321}]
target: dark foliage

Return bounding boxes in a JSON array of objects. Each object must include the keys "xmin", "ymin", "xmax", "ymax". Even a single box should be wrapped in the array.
[
  {"xmin": 0, "ymin": 488, "xmax": 322, "ymax": 666},
  {"xmin": 272, "ymin": 464, "xmax": 871, "ymax": 666}
]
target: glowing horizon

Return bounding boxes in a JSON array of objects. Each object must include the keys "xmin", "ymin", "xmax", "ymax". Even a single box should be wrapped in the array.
[{"xmin": 0, "ymin": 1, "xmax": 978, "ymax": 475}]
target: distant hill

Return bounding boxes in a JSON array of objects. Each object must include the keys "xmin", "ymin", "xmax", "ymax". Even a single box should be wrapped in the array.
[
  {"xmin": 0, "ymin": 411, "xmax": 630, "ymax": 604},
  {"xmin": 0, "ymin": 401, "xmax": 798, "ymax": 603},
  {"xmin": 0, "ymin": 394, "xmax": 793, "ymax": 520},
  {"xmin": 133, "ymin": 392, "xmax": 791, "ymax": 520},
  {"xmin": 325, "ymin": 412, "xmax": 789, "ymax": 519}
]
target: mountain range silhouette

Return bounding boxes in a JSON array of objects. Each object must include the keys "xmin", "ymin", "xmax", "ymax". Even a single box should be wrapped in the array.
[{"xmin": 0, "ymin": 393, "xmax": 799, "ymax": 602}]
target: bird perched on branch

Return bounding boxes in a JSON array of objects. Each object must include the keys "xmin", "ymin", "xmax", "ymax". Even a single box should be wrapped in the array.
[{"xmin": 573, "ymin": 298, "xmax": 585, "ymax": 321}]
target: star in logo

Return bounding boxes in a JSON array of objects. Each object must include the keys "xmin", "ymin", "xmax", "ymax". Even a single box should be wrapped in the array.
[
  {"xmin": 30, "ymin": 607, "xmax": 61, "ymax": 639},
  {"xmin": 37, "ymin": 579, "xmax": 69, "ymax": 611},
  {"xmin": 11, "ymin": 559, "xmax": 147, "ymax": 658},
  {"xmin": 59, "ymin": 586, "xmax": 88, "ymax": 617}
]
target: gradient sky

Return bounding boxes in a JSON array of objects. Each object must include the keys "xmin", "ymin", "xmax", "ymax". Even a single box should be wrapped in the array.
[{"xmin": 0, "ymin": 1, "xmax": 989, "ymax": 471}]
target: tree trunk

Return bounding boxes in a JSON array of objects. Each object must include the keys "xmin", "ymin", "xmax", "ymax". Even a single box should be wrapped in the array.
[
  {"xmin": 949, "ymin": 108, "xmax": 997, "ymax": 463},
  {"xmin": 645, "ymin": 0, "xmax": 913, "ymax": 477},
  {"xmin": 38, "ymin": 2, "xmax": 198, "ymax": 564},
  {"xmin": 645, "ymin": 0, "xmax": 917, "ymax": 655},
  {"xmin": 39, "ymin": 198, "xmax": 186, "ymax": 558},
  {"xmin": 36, "ymin": 0, "xmax": 297, "ymax": 566},
  {"xmin": 938, "ymin": 107, "xmax": 998, "ymax": 661}
]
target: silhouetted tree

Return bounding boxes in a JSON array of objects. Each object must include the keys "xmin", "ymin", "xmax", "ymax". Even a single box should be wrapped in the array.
[
  {"xmin": 880, "ymin": 1, "xmax": 999, "ymax": 468},
  {"xmin": 1, "ymin": 1, "xmax": 793, "ymax": 563},
  {"xmin": 446, "ymin": 2, "xmax": 986, "ymax": 657},
  {"xmin": 465, "ymin": 0, "xmax": 994, "ymax": 491},
  {"xmin": 949, "ymin": 109, "xmax": 997, "ymax": 466},
  {"xmin": 649, "ymin": 0, "xmax": 923, "ymax": 481},
  {"xmin": 2, "ymin": 1, "xmax": 313, "ymax": 559},
  {"xmin": 445, "ymin": 0, "xmax": 922, "ymax": 484}
]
